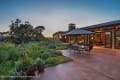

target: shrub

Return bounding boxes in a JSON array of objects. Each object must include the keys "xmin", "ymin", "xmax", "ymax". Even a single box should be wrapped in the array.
[
  {"xmin": 8, "ymin": 48, "xmax": 21, "ymax": 61},
  {"xmin": 15, "ymin": 60, "xmax": 31, "ymax": 73},
  {"xmin": 40, "ymin": 50, "xmax": 62, "ymax": 60},
  {"xmin": 55, "ymin": 42, "xmax": 68, "ymax": 50},
  {"xmin": 0, "ymin": 42, "xmax": 15, "ymax": 49},
  {"xmin": 15, "ymin": 60, "xmax": 23, "ymax": 72},
  {"xmin": 55, "ymin": 51, "xmax": 62, "ymax": 56},
  {"xmin": 0, "ymin": 41, "xmax": 71, "ymax": 76},
  {"xmin": 40, "ymin": 40, "xmax": 49, "ymax": 46},
  {"xmin": 35, "ymin": 58, "xmax": 45, "ymax": 72},
  {"xmin": 0, "ymin": 42, "xmax": 19, "ymax": 63},
  {"xmin": 48, "ymin": 50, "xmax": 62, "ymax": 56},
  {"xmin": 45, "ymin": 57, "xmax": 58, "ymax": 67},
  {"xmin": 0, "ymin": 61, "xmax": 14, "ymax": 75},
  {"xmin": 28, "ymin": 53, "xmax": 38, "ymax": 60},
  {"xmin": 39, "ymin": 52, "xmax": 50, "ymax": 60},
  {"xmin": 45, "ymin": 56, "xmax": 71, "ymax": 67},
  {"xmin": 47, "ymin": 44, "xmax": 56, "ymax": 49},
  {"xmin": 0, "ymin": 50, "xmax": 9, "ymax": 63}
]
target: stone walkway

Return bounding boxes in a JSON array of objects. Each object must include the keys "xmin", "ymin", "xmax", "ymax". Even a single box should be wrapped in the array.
[{"xmin": 34, "ymin": 47, "xmax": 120, "ymax": 80}]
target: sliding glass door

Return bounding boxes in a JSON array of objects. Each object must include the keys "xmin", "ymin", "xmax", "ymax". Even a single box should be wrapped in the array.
[{"xmin": 105, "ymin": 31, "xmax": 112, "ymax": 48}]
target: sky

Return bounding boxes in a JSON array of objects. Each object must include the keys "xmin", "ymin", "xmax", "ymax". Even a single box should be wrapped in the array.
[{"xmin": 0, "ymin": 0, "xmax": 120, "ymax": 37}]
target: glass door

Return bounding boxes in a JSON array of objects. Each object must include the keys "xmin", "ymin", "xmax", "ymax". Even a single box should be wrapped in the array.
[
  {"xmin": 115, "ymin": 30, "xmax": 120, "ymax": 49},
  {"xmin": 105, "ymin": 31, "xmax": 112, "ymax": 48}
]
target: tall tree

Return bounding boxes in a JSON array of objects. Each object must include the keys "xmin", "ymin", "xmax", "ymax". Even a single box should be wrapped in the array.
[
  {"xmin": 9, "ymin": 19, "xmax": 21, "ymax": 36},
  {"xmin": 34, "ymin": 26, "xmax": 45, "ymax": 40},
  {"xmin": 35, "ymin": 26, "xmax": 45, "ymax": 34},
  {"xmin": 9, "ymin": 19, "xmax": 45, "ymax": 43},
  {"xmin": 9, "ymin": 19, "xmax": 33, "ymax": 43}
]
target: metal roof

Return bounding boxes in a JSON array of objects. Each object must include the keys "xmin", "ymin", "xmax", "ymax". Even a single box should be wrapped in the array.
[
  {"xmin": 64, "ymin": 29, "xmax": 94, "ymax": 35},
  {"xmin": 81, "ymin": 20, "xmax": 120, "ymax": 30}
]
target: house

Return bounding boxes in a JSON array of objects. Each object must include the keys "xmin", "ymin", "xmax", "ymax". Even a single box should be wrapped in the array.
[
  {"xmin": 53, "ymin": 23, "xmax": 76, "ymax": 42},
  {"xmin": 53, "ymin": 31, "xmax": 65, "ymax": 41},
  {"xmin": 81, "ymin": 20, "xmax": 120, "ymax": 49},
  {"xmin": 53, "ymin": 23, "xmax": 94, "ymax": 44},
  {"xmin": 53, "ymin": 20, "xmax": 120, "ymax": 49}
]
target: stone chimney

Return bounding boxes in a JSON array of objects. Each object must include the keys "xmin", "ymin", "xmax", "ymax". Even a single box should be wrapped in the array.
[{"xmin": 68, "ymin": 23, "xmax": 76, "ymax": 31}]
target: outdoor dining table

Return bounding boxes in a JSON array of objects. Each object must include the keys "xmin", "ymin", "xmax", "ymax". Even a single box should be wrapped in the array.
[{"xmin": 70, "ymin": 43, "xmax": 91, "ymax": 54}]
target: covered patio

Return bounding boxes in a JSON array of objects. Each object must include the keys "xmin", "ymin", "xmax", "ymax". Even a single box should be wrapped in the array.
[
  {"xmin": 64, "ymin": 29, "xmax": 94, "ymax": 44},
  {"xmin": 34, "ymin": 47, "xmax": 120, "ymax": 80}
]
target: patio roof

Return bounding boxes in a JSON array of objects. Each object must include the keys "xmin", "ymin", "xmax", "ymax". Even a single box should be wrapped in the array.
[
  {"xmin": 64, "ymin": 29, "xmax": 94, "ymax": 35},
  {"xmin": 81, "ymin": 20, "xmax": 120, "ymax": 30}
]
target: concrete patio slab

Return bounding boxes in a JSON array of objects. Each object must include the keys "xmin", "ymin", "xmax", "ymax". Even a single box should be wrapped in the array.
[{"xmin": 34, "ymin": 47, "xmax": 120, "ymax": 80}]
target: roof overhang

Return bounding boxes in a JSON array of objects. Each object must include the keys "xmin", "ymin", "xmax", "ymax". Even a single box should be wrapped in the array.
[{"xmin": 63, "ymin": 29, "xmax": 94, "ymax": 36}]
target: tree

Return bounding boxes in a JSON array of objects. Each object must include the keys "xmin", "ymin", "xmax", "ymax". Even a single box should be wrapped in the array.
[
  {"xmin": 34, "ymin": 26, "xmax": 45, "ymax": 41},
  {"xmin": 9, "ymin": 19, "xmax": 33, "ymax": 44},
  {"xmin": 9, "ymin": 19, "xmax": 21, "ymax": 36},
  {"xmin": 9, "ymin": 19, "xmax": 45, "ymax": 43},
  {"xmin": 35, "ymin": 26, "xmax": 45, "ymax": 34}
]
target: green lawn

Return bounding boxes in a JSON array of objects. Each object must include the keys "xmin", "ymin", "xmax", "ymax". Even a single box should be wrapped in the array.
[{"xmin": 0, "ymin": 40, "xmax": 71, "ymax": 76}]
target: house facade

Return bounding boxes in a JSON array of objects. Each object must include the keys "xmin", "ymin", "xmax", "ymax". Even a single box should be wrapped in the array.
[
  {"xmin": 53, "ymin": 20, "xmax": 120, "ymax": 49},
  {"xmin": 53, "ymin": 23, "xmax": 76, "ymax": 42},
  {"xmin": 53, "ymin": 31, "xmax": 65, "ymax": 41},
  {"xmin": 81, "ymin": 20, "xmax": 120, "ymax": 49}
]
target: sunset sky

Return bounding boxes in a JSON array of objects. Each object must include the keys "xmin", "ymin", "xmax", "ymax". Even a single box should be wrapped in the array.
[{"xmin": 0, "ymin": 0, "xmax": 120, "ymax": 37}]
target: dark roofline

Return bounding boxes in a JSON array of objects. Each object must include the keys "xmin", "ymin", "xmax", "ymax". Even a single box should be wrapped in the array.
[
  {"xmin": 81, "ymin": 20, "xmax": 120, "ymax": 30},
  {"xmin": 53, "ymin": 31, "xmax": 67, "ymax": 36},
  {"xmin": 64, "ymin": 29, "xmax": 94, "ymax": 35}
]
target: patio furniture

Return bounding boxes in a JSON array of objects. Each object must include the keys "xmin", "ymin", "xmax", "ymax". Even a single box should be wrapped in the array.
[{"xmin": 69, "ymin": 43, "xmax": 93, "ymax": 54}]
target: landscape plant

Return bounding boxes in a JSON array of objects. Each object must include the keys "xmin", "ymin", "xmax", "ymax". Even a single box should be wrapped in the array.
[
  {"xmin": 0, "ymin": 40, "xmax": 71, "ymax": 76},
  {"xmin": 0, "ymin": 19, "xmax": 71, "ymax": 78}
]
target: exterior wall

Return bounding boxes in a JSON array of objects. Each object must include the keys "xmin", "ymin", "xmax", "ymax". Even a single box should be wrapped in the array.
[
  {"xmin": 53, "ymin": 34, "xmax": 59, "ymax": 41},
  {"xmin": 53, "ymin": 23, "xmax": 120, "ymax": 49},
  {"xmin": 65, "ymin": 35, "xmax": 90, "ymax": 44},
  {"xmin": 87, "ymin": 25, "xmax": 120, "ymax": 49},
  {"xmin": 53, "ymin": 33, "xmax": 62, "ymax": 41},
  {"xmin": 112, "ymin": 29, "xmax": 115, "ymax": 48}
]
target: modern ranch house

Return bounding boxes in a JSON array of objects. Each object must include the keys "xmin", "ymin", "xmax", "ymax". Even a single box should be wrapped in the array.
[{"xmin": 53, "ymin": 20, "xmax": 120, "ymax": 49}]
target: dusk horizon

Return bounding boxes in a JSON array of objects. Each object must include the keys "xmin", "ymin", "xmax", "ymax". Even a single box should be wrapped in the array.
[{"xmin": 0, "ymin": 0, "xmax": 120, "ymax": 37}]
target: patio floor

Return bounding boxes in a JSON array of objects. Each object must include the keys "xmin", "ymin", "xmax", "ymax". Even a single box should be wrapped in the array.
[{"xmin": 34, "ymin": 47, "xmax": 120, "ymax": 80}]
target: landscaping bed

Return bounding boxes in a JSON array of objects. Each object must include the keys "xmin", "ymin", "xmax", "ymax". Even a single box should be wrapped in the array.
[{"xmin": 0, "ymin": 40, "xmax": 71, "ymax": 77}]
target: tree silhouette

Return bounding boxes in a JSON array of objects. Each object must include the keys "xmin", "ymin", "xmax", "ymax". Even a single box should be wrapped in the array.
[
  {"xmin": 34, "ymin": 26, "xmax": 45, "ymax": 40},
  {"xmin": 9, "ymin": 19, "xmax": 45, "ymax": 44},
  {"xmin": 35, "ymin": 26, "xmax": 45, "ymax": 34}
]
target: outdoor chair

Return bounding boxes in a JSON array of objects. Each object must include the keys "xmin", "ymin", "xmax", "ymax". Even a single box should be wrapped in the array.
[
  {"xmin": 67, "ymin": 44, "xmax": 78, "ymax": 53},
  {"xmin": 79, "ymin": 44, "xmax": 93, "ymax": 54},
  {"xmin": 71, "ymin": 45, "xmax": 79, "ymax": 53}
]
